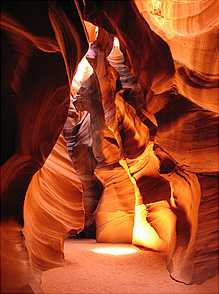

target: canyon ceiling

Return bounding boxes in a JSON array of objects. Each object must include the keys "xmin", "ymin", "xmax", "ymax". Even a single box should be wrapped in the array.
[{"xmin": 1, "ymin": 1, "xmax": 218, "ymax": 293}]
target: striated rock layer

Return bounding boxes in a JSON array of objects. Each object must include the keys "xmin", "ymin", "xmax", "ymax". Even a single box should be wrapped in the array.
[
  {"xmin": 23, "ymin": 134, "xmax": 84, "ymax": 289},
  {"xmin": 84, "ymin": 32, "xmax": 202, "ymax": 280},
  {"xmin": 83, "ymin": 0, "xmax": 218, "ymax": 285},
  {"xmin": 1, "ymin": 0, "xmax": 218, "ymax": 292},
  {"xmin": 74, "ymin": 71, "xmax": 136, "ymax": 243},
  {"xmin": 135, "ymin": 0, "xmax": 219, "ymax": 113},
  {"xmin": 1, "ymin": 1, "xmax": 88, "ymax": 292}
]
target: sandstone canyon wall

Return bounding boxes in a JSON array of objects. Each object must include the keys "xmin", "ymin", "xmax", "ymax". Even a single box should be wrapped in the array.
[
  {"xmin": 1, "ymin": 1, "xmax": 218, "ymax": 293},
  {"xmin": 1, "ymin": 1, "xmax": 88, "ymax": 292}
]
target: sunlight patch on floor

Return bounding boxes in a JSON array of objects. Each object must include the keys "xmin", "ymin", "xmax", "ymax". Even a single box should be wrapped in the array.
[{"xmin": 91, "ymin": 247, "xmax": 138, "ymax": 255}]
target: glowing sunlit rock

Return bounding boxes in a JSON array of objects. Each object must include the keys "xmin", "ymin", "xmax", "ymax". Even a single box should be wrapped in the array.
[
  {"xmin": 23, "ymin": 134, "xmax": 84, "ymax": 273},
  {"xmin": 83, "ymin": 0, "xmax": 218, "ymax": 285},
  {"xmin": 72, "ymin": 56, "xmax": 93, "ymax": 92},
  {"xmin": 73, "ymin": 71, "xmax": 136, "ymax": 243},
  {"xmin": 91, "ymin": 247, "xmax": 138, "ymax": 255}
]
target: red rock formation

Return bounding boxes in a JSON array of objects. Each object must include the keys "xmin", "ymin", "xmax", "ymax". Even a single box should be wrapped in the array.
[
  {"xmin": 74, "ymin": 72, "xmax": 136, "ymax": 243},
  {"xmin": 84, "ymin": 0, "xmax": 175, "ymax": 96},
  {"xmin": 63, "ymin": 67, "xmax": 103, "ymax": 238},
  {"xmin": 23, "ymin": 134, "xmax": 84, "ymax": 289},
  {"xmin": 1, "ymin": 0, "xmax": 218, "ymax": 292},
  {"xmin": 63, "ymin": 107, "xmax": 103, "ymax": 238},
  {"xmin": 1, "ymin": 1, "xmax": 88, "ymax": 292},
  {"xmin": 86, "ymin": 35, "xmax": 174, "ymax": 251},
  {"xmin": 135, "ymin": 0, "xmax": 219, "ymax": 113},
  {"xmin": 1, "ymin": 0, "xmax": 88, "ymax": 217},
  {"xmin": 83, "ymin": 0, "xmax": 218, "ymax": 285}
]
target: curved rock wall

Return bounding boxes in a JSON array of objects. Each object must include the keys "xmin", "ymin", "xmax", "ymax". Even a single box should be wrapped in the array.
[
  {"xmin": 83, "ymin": 0, "xmax": 218, "ymax": 285},
  {"xmin": 1, "ymin": 1, "xmax": 88, "ymax": 292},
  {"xmin": 23, "ymin": 134, "xmax": 84, "ymax": 277},
  {"xmin": 135, "ymin": 0, "xmax": 219, "ymax": 113},
  {"xmin": 74, "ymin": 72, "xmax": 136, "ymax": 243},
  {"xmin": 1, "ymin": 0, "xmax": 218, "ymax": 292}
]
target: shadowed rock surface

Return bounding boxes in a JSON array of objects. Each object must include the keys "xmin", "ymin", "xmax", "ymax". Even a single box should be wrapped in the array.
[{"xmin": 1, "ymin": 1, "xmax": 218, "ymax": 292}]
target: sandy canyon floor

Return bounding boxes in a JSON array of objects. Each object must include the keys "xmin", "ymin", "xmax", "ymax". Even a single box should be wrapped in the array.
[{"xmin": 41, "ymin": 237, "xmax": 218, "ymax": 294}]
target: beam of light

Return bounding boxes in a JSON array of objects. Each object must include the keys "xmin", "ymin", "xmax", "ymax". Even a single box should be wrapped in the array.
[
  {"xmin": 72, "ymin": 56, "xmax": 93, "ymax": 91},
  {"xmin": 91, "ymin": 247, "xmax": 138, "ymax": 255},
  {"xmin": 113, "ymin": 37, "xmax": 120, "ymax": 48}
]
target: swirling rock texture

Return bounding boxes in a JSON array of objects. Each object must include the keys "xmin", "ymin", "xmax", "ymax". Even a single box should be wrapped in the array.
[
  {"xmin": 1, "ymin": 1, "xmax": 88, "ymax": 293},
  {"xmin": 83, "ymin": 0, "xmax": 219, "ymax": 285},
  {"xmin": 63, "ymin": 95, "xmax": 103, "ymax": 238},
  {"xmin": 23, "ymin": 134, "xmax": 84, "ymax": 291},
  {"xmin": 74, "ymin": 71, "xmax": 136, "ymax": 243},
  {"xmin": 1, "ymin": 0, "xmax": 218, "ymax": 292}
]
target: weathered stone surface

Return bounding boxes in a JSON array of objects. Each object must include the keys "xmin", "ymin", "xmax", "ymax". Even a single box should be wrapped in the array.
[
  {"xmin": 23, "ymin": 134, "xmax": 84, "ymax": 271},
  {"xmin": 1, "ymin": 0, "xmax": 218, "ymax": 292},
  {"xmin": 74, "ymin": 72, "xmax": 136, "ymax": 243},
  {"xmin": 83, "ymin": 0, "xmax": 218, "ymax": 285},
  {"xmin": 1, "ymin": 1, "xmax": 88, "ymax": 292},
  {"xmin": 192, "ymin": 175, "xmax": 219, "ymax": 284},
  {"xmin": 63, "ymin": 75, "xmax": 103, "ymax": 238},
  {"xmin": 135, "ymin": 0, "xmax": 219, "ymax": 113}
]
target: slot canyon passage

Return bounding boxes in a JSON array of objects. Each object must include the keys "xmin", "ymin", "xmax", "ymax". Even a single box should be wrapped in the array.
[{"xmin": 0, "ymin": 0, "xmax": 218, "ymax": 293}]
